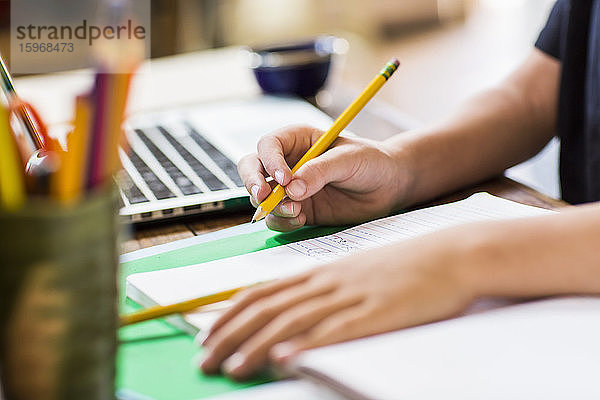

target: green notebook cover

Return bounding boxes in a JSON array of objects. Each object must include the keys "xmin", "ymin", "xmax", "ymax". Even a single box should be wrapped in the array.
[{"xmin": 117, "ymin": 224, "xmax": 346, "ymax": 399}]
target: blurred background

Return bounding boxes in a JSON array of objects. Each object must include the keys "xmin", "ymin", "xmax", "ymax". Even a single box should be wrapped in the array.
[{"xmin": 0, "ymin": 0, "xmax": 559, "ymax": 197}]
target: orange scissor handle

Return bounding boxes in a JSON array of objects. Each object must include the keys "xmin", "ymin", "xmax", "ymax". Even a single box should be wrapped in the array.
[{"xmin": 8, "ymin": 98, "xmax": 53, "ymax": 151}]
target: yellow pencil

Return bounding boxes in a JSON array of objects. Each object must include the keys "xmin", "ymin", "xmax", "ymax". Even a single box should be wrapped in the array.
[
  {"xmin": 252, "ymin": 58, "xmax": 400, "ymax": 223},
  {"xmin": 119, "ymin": 286, "xmax": 245, "ymax": 327},
  {"xmin": 0, "ymin": 104, "xmax": 26, "ymax": 210},
  {"xmin": 103, "ymin": 72, "xmax": 132, "ymax": 180},
  {"xmin": 53, "ymin": 95, "xmax": 92, "ymax": 204}
]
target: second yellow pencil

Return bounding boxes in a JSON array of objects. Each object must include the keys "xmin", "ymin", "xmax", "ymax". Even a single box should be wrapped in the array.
[{"xmin": 119, "ymin": 286, "xmax": 244, "ymax": 327}]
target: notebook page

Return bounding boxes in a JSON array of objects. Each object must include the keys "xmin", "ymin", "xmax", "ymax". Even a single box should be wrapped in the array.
[
  {"xmin": 288, "ymin": 297, "xmax": 600, "ymax": 400},
  {"xmin": 286, "ymin": 192, "xmax": 552, "ymax": 262},
  {"xmin": 126, "ymin": 193, "xmax": 553, "ymax": 330}
]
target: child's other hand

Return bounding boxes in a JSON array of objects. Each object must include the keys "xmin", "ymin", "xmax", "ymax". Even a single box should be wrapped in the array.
[{"xmin": 200, "ymin": 230, "xmax": 474, "ymax": 380}]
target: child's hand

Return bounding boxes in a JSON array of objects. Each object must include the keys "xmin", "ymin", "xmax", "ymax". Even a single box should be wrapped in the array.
[
  {"xmin": 199, "ymin": 230, "xmax": 475, "ymax": 380},
  {"xmin": 237, "ymin": 125, "xmax": 409, "ymax": 231}
]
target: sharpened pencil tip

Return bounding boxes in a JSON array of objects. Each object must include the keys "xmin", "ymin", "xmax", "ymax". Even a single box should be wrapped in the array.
[{"xmin": 251, "ymin": 206, "xmax": 267, "ymax": 223}]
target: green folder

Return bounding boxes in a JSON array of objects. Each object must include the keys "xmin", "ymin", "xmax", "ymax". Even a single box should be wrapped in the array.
[{"xmin": 117, "ymin": 224, "xmax": 346, "ymax": 399}]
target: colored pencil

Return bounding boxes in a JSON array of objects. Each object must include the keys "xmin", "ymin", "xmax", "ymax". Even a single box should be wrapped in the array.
[
  {"xmin": 87, "ymin": 72, "xmax": 110, "ymax": 189},
  {"xmin": 87, "ymin": 70, "xmax": 133, "ymax": 190},
  {"xmin": 252, "ymin": 58, "xmax": 400, "ymax": 222},
  {"xmin": 53, "ymin": 95, "xmax": 92, "ymax": 204},
  {"xmin": 103, "ymin": 73, "xmax": 133, "ymax": 179},
  {"xmin": 0, "ymin": 104, "xmax": 26, "ymax": 210}
]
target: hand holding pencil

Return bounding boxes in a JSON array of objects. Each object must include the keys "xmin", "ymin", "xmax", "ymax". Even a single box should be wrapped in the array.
[{"xmin": 240, "ymin": 59, "xmax": 403, "ymax": 231}]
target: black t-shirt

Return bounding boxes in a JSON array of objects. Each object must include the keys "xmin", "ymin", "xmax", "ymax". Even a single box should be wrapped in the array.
[{"xmin": 535, "ymin": 0, "xmax": 599, "ymax": 204}]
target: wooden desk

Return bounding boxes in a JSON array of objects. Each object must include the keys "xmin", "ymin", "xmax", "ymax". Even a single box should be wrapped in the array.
[{"xmin": 123, "ymin": 176, "xmax": 567, "ymax": 253}]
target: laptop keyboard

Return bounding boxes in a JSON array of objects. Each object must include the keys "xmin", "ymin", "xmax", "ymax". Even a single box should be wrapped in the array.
[
  {"xmin": 135, "ymin": 129, "xmax": 203, "ymax": 196},
  {"xmin": 186, "ymin": 124, "xmax": 244, "ymax": 187},
  {"xmin": 127, "ymin": 149, "xmax": 176, "ymax": 200},
  {"xmin": 157, "ymin": 127, "xmax": 228, "ymax": 191},
  {"xmin": 118, "ymin": 168, "xmax": 149, "ymax": 204},
  {"xmin": 118, "ymin": 124, "xmax": 244, "ymax": 207}
]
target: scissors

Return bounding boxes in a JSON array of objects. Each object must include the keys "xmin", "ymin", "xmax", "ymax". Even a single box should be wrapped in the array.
[{"xmin": 0, "ymin": 53, "xmax": 59, "ymax": 192}]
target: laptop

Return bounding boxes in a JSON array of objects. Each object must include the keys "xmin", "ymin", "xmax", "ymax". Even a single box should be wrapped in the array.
[{"xmin": 118, "ymin": 95, "xmax": 335, "ymax": 223}]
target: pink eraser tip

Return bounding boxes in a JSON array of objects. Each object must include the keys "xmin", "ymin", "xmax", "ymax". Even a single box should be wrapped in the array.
[{"xmin": 391, "ymin": 58, "xmax": 400, "ymax": 67}]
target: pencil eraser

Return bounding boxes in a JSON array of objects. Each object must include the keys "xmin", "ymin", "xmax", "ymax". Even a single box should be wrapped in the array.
[{"xmin": 391, "ymin": 58, "xmax": 400, "ymax": 68}]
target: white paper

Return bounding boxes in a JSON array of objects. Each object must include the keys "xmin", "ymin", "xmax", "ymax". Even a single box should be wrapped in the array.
[
  {"xmin": 126, "ymin": 193, "xmax": 553, "ymax": 332},
  {"xmin": 290, "ymin": 297, "xmax": 600, "ymax": 400}
]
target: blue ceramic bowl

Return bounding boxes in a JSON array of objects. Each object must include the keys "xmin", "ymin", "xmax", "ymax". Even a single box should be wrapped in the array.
[{"xmin": 249, "ymin": 36, "xmax": 343, "ymax": 98}]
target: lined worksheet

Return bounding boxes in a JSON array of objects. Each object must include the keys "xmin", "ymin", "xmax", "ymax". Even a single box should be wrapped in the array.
[
  {"xmin": 126, "ymin": 193, "xmax": 553, "ymax": 333},
  {"xmin": 286, "ymin": 193, "xmax": 552, "ymax": 262}
]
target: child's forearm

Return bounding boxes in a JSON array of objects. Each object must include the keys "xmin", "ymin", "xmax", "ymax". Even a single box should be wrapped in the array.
[
  {"xmin": 452, "ymin": 205, "xmax": 600, "ymax": 299},
  {"xmin": 385, "ymin": 49, "xmax": 560, "ymax": 207}
]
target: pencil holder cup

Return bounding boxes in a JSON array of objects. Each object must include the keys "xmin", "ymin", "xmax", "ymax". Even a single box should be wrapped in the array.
[{"xmin": 0, "ymin": 190, "xmax": 120, "ymax": 400}]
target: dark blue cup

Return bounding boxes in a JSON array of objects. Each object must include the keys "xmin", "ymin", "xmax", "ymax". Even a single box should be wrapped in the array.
[{"xmin": 248, "ymin": 36, "xmax": 346, "ymax": 98}]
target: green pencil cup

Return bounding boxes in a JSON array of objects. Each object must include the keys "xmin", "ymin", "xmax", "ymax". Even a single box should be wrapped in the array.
[{"xmin": 0, "ymin": 190, "xmax": 120, "ymax": 400}]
